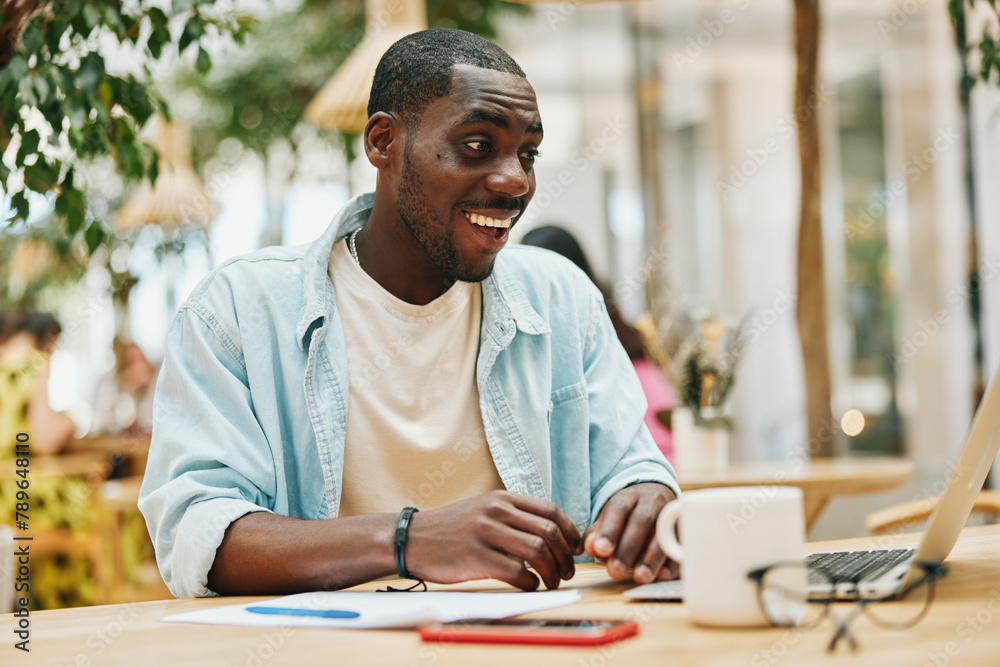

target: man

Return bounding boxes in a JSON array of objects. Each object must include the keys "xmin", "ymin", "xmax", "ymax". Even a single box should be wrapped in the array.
[{"xmin": 139, "ymin": 29, "xmax": 679, "ymax": 599}]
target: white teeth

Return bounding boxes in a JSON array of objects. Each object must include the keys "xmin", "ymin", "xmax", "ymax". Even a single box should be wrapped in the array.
[{"xmin": 467, "ymin": 212, "xmax": 512, "ymax": 229}]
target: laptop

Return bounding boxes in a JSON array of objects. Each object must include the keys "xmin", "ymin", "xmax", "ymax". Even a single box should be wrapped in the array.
[{"xmin": 627, "ymin": 364, "xmax": 1000, "ymax": 602}]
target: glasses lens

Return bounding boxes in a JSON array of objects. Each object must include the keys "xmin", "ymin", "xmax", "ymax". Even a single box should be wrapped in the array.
[
  {"xmin": 758, "ymin": 563, "xmax": 831, "ymax": 628},
  {"xmin": 861, "ymin": 562, "xmax": 937, "ymax": 629}
]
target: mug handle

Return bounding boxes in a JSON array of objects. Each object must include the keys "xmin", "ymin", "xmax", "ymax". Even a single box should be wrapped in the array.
[{"xmin": 656, "ymin": 500, "xmax": 684, "ymax": 562}]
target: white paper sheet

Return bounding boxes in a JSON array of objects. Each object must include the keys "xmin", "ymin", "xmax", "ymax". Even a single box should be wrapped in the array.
[{"xmin": 162, "ymin": 589, "xmax": 582, "ymax": 629}]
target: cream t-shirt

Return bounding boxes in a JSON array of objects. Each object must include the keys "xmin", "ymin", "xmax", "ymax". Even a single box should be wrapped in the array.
[{"xmin": 329, "ymin": 238, "xmax": 505, "ymax": 517}]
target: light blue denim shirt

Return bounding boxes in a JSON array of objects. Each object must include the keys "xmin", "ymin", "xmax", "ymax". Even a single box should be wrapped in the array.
[{"xmin": 139, "ymin": 193, "xmax": 678, "ymax": 599}]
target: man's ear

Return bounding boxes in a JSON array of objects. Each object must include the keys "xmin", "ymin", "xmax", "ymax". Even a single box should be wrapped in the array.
[{"xmin": 363, "ymin": 111, "xmax": 400, "ymax": 169}]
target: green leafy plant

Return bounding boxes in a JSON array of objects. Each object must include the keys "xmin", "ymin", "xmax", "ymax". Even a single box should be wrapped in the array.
[
  {"xmin": 0, "ymin": 211, "xmax": 87, "ymax": 311},
  {"xmin": 950, "ymin": 0, "xmax": 1000, "ymax": 86},
  {"xmin": 0, "ymin": 0, "xmax": 253, "ymax": 252}
]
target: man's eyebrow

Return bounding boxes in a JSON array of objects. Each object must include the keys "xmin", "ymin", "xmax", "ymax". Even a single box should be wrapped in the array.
[
  {"xmin": 457, "ymin": 110, "xmax": 544, "ymax": 137},
  {"xmin": 459, "ymin": 110, "xmax": 508, "ymax": 130}
]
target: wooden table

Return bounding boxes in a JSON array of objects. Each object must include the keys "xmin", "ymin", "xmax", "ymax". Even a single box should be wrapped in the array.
[
  {"xmin": 1, "ymin": 450, "xmax": 110, "ymax": 482},
  {"xmin": 1, "ymin": 434, "xmax": 151, "ymax": 482},
  {"xmin": 678, "ymin": 457, "xmax": 915, "ymax": 531},
  {"xmin": 65, "ymin": 432, "xmax": 152, "ymax": 477},
  {"xmin": 2, "ymin": 432, "xmax": 153, "ymax": 485},
  {"xmin": 4, "ymin": 525, "xmax": 998, "ymax": 666},
  {"xmin": 66, "ymin": 433, "xmax": 152, "ymax": 456}
]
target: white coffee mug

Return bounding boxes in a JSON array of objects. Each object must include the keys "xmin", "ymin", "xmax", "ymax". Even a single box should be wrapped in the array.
[{"xmin": 657, "ymin": 486, "xmax": 805, "ymax": 627}]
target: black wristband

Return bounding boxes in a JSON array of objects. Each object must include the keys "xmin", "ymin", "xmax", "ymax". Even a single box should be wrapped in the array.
[{"xmin": 393, "ymin": 506, "xmax": 420, "ymax": 580}]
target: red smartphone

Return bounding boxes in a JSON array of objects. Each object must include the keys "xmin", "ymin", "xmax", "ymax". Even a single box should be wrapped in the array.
[{"xmin": 417, "ymin": 618, "xmax": 639, "ymax": 646}]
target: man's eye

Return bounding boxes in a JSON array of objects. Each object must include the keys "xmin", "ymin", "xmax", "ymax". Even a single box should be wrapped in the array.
[
  {"xmin": 519, "ymin": 149, "xmax": 540, "ymax": 163},
  {"xmin": 466, "ymin": 140, "xmax": 490, "ymax": 152}
]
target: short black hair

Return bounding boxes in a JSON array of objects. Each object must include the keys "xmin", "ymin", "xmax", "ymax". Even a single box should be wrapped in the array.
[
  {"xmin": 368, "ymin": 29, "xmax": 526, "ymax": 130},
  {"xmin": 0, "ymin": 311, "xmax": 61, "ymax": 348},
  {"xmin": 521, "ymin": 226, "xmax": 597, "ymax": 283}
]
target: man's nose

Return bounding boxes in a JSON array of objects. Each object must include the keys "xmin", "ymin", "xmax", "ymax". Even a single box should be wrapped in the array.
[{"xmin": 485, "ymin": 152, "xmax": 530, "ymax": 198}]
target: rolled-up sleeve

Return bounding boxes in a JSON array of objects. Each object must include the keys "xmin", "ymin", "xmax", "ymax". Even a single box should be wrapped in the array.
[
  {"xmin": 582, "ymin": 294, "xmax": 680, "ymax": 523},
  {"xmin": 138, "ymin": 303, "xmax": 275, "ymax": 599}
]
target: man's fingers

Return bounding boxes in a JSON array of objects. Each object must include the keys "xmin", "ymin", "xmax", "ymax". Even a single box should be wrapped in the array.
[
  {"xmin": 492, "ymin": 525, "xmax": 564, "ymax": 590},
  {"xmin": 582, "ymin": 529, "xmax": 600, "ymax": 560},
  {"xmin": 632, "ymin": 532, "xmax": 669, "ymax": 584},
  {"xmin": 503, "ymin": 511, "xmax": 576, "ymax": 580},
  {"xmin": 484, "ymin": 550, "xmax": 541, "ymax": 591},
  {"xmin": 590, "ymin": 494, "xmax": 636, "ymax": 560},
  {"xmin": 656, "ymin": 558, "xmax": 680, "ymax": 581},
  {"xmin": 583, "ymin": 484, "xmax": 676, "ymax": 580},
  {"xmin": 509, "ymin": 494, "xmax": 583, "ymax": 555},
  {"xmin": 611, "ymin": 498, "xmax": 660, "ymax": 572}
]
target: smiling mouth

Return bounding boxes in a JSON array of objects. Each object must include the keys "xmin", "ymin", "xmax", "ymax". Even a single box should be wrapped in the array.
[
  {"xmin": 464, "ymin": 212, "xmax": 513, "ymax": 229},
  {"xmin": 464, "ymin": 211, "xmax": 517, "ymax": 240}
]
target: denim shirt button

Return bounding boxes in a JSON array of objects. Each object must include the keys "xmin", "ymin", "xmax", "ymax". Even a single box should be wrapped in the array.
[{"xmin": 496, "ymin": 321, "xmax": 506, "ymax": 335}]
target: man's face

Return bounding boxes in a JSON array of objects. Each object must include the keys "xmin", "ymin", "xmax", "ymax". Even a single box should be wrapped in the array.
[{"xmin": 394, "ymin": 64, "xmax": 542, "ymax": 283}]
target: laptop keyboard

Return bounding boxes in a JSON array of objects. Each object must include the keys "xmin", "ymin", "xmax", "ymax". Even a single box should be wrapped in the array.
[{"xmin": 807, "ymin": 548, "xmax": 915, "ymax": 583}]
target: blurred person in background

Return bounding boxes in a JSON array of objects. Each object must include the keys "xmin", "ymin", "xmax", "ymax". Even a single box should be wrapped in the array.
[
  {"xmin": 0, "ymin": 311, "xmax": 75, "ymax": 454},
  {"xmin": 521, "ymin": 226, "xmax": 674, "ymax": 463},
  {"xmin": 93, "ymin": 337, "xmax": 159, "ymax": 435},
  {"xmin": 0, "ymin": 311, "xmax": 95, "ymax": 608}
]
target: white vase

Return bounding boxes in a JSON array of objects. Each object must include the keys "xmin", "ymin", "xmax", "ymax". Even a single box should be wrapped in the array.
[{"xmin": 672, "ymin": 406, "xmax": 729, "ymax": 471}]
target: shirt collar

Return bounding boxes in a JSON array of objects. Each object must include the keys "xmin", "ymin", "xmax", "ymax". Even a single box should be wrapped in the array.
[
  {"xmin": 481, "ymin": 259, "xmax": 551, "ymax": 337},
  {"xmin": 296, "ymin": 192, "xmax": 550, "ymax": 349},
  {"xmin": 296, "ymin": 192, "xmax": 374, "ymax": 349}
]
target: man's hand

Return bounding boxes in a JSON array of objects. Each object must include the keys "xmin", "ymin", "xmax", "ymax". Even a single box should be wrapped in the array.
[
  {"xmin": 405, "ymin": 490, "xmax": 583, "ymax": 591},
  {"xmin": 583, "ymin": 483, "xmax": 678, "ymax": 584}
]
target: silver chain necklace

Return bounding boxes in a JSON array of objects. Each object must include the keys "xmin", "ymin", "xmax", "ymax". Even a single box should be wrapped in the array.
[{"xmin": 348, "ymin": 229, "xmax": 361, "ymax": 266}]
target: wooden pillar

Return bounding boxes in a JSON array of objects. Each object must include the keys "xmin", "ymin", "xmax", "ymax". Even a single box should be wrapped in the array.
[{"xmin": 793, "ymin": 0, "xmax": 834, "ymax": 457}]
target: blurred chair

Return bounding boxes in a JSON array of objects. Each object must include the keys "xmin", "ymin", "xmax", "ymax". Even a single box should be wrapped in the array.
[
  {"xmin": 1, "ymin": 452, "xmax": 109, "ymax": 608},
  {"xmin": 866, "ymin": 490, "xmax": 1000, "ymax": 535},
  {"xmin": 93, "ymin": 476, "xmax": 170, "ymax": 603}
]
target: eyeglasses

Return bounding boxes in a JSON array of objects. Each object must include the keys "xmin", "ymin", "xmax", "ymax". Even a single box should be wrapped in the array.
[{"xmin": 747, "ymin": 559, "xmax": 948, "ymax": 651}]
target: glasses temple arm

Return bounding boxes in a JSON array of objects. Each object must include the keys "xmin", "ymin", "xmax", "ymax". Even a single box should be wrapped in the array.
[{"xmin": 827, "ymin": 602, "xmax": 865, "ymax": 652}]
